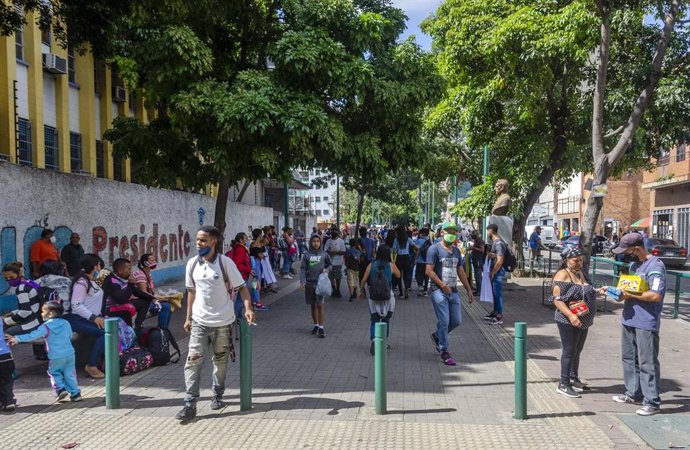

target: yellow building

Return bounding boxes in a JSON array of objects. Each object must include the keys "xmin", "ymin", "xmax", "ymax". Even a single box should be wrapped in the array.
[{"xmin": 0, "ymin": 9, "xmax": 143, "ymax": 181}]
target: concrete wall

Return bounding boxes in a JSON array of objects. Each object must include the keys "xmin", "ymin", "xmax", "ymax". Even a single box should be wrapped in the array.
[{"xmin": 0, "ymin": 163, "xmax": 273, "ymax": 310}]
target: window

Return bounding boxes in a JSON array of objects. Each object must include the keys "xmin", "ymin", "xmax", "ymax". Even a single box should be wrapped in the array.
[
  {"xmin": 68, "ymin": 48, "xmax": 76, "ymax": 84},
  {"xmin": 17, "ymin": 118, "xmax": 32, "ymax": 166},
  {"xmin": 315, "ymin": 196, "xmax": 321, "ymax": 202},
  {"xmin": 96, "ymin": 140, "xmax": 104, "ymax": 178},
  {"xmin": 41, "ymin": 26, "xmax": 51, "ymax": 47},
  {"xmin": 15, "ymin": 26, "xmax": 24, "ymax": 60},
  {"xmin": 657, "ymin": 149, "xmax": 670, "ymax": 166},
  {"xmin": 128, "ymin": 92, "xmax": 136, "ymax": 113},
  {"xmin": 44, "ymin": 125, "xmax": 59, "ymax": 170},
  {"xmin": 113, "ymin": 158, "xmax": 123, "ymax": 181},
  {"xmin": 323, "ymin": 196, "xmax": 329, "ymax": 201},
  {"xmin": 677, "ymin": 143, "xmax": 687, "ymax": 163},
  {"xmin": 330, "ymin": 179, "xmax": 335, "ymax": 185},
  {"xmin": 69, "ymin": 132, "xmax": 82, "ymax": 173}
]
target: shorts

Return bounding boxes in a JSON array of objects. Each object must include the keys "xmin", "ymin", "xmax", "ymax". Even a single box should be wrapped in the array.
[
  {"xmin": 329, "ymin": 265, "xmax": 343, "ymax": 281},
  {"xmin": 305, "ymin": 283, "xmax": 325, "ymax": 305},
  {"xmin": 347, "ymin": 269, "xmax": 360, "ymax": 288}
]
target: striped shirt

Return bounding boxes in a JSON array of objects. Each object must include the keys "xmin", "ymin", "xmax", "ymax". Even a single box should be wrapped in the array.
[{"xmin": 5, "ymin": 282, "xmax": 41, "ymax": 331}]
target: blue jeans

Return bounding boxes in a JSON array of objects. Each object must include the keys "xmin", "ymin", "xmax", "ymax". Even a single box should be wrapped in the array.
[
  {"xmin": 621, "ymin": 325, "xmax": 661, "ymax": 407},
  {"xmin": 48, "ymin": 354, "xmax": 80, "ymax": 396},
  {"xmin": 281, "ymin": 250, "xmax": 291, "ymax": 274},
  {"xmin": 430, "ymin": 289, "xmax": 462, "ymax": 352},
  {"xmin": 149, "ymin": 302, "xmax": 171, "ymax": 329},
  {"xmin": 64, "ymin": 314, "xmax": 105, "ymax": 367},
  {"xmin": 492, "ymin": 267, "xmax": 506, "ymax": 315}
]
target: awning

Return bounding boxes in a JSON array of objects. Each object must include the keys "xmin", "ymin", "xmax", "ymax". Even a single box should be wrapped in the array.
[{"xmin": 630, "ymin": 216, "xmax": 651, "ymax": 228}]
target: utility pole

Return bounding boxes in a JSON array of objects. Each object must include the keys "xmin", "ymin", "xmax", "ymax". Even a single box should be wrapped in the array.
[
  {"xmin": 284, "ymin": 181, "xmax": 289, "ymax": 229},
  {"xmin": 482, "ymin": 146, "xmax": 490, "ymax": 241},
  {"xmin": 336, "ymin": 176, "xmax": 340, "ymax": 229}
]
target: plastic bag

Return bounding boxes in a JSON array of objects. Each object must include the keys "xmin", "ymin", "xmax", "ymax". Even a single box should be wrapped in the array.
[
  {"xmin": 315, "ymin": 272, "xmax": 332, "ymax": 297},
  {"xmin": 479, "ymin": 258, "xmax": 494, "ymax": 303}
]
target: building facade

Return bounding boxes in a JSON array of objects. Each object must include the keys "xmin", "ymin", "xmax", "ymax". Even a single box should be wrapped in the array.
[
  {"xmin": 298, "ymin": 168, "xmax": 339, "ymax": 223},
  {"xmin": 642, "ymin": 144, "xmax": 690, "ymax": 249}
]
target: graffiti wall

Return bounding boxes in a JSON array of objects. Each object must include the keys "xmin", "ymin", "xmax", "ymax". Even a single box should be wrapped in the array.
[{"xmin": 0, "ymin": 163, "xmax": 273, "ymax": 308}]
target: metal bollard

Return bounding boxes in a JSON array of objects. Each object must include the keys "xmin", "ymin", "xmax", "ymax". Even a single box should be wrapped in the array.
[
  {"xmin": 514, "ymin": 322, "xmax": 527, "ymax": 420},
  {"xmin": 240, "ymin": 319, "xmax": 252, "ymax": 411},
  {"xmin": 374, "ymin": 322, "xmax": 387, "ymax": 415},
  {"xmin": 104, "ymin": 318, "xmax": 120, "ymax": 409}
]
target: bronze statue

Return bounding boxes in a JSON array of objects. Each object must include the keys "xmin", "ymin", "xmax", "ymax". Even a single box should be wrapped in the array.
[{"xmin": 491, "ymin": 179, "xmax": 512, "ymax": 216}]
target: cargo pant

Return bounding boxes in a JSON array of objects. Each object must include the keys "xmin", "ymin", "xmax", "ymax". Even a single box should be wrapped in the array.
[{"xmin": 183, "ymin": 321, "xmax": 235, "ymax": 404}]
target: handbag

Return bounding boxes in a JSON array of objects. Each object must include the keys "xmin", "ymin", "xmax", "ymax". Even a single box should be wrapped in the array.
[{"xmin": 568, "ymin": 300, "xmax": 589, "ymax": 317}]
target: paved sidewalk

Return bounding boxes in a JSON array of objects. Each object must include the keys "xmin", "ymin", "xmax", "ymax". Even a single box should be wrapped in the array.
[{"xmin": 1, "ymin": 272, "xmax": 688, "ymax": 449}]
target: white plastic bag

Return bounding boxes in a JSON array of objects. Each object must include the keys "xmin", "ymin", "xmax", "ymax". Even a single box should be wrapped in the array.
[
  {"xmin": 479, "ymin": 258, "xmax": 494, "ymax": 303},
  {"xmin": 315, "ymin": 272, "xmax": 332, "ymax": 297}
]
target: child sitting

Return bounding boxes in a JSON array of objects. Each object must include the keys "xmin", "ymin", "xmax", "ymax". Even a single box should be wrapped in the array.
[
  {"xmin": 0, "ymin": 320, "xmax": 16, "ymax": 411},
  {"xmin": 8, "ymin": 301, "xmax": 82, "ymax": 402}
]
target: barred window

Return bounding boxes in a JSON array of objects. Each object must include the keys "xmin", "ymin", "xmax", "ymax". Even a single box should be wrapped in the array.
[
  {"xmin": 70, "ymin": 132, "xmax": 82, "ymax": 173},
  {"xmin": 44, "ymin": 125, "xmax": 59, "ymax": 170},
  {"xmin": 96, "ymin": 140, "xmax": 104, "ymax": 178},
  {"xmin": 18, "ymin": 118, "xmax": 32, "ymax": 166}
]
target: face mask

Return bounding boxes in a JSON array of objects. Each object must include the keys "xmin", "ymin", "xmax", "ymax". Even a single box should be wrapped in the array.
[
  {"xmin": 623, "ymin": 253, "xmax": 639, "ymax": 263},
  {"xmin": 7, "ymin": 278, "xmax": 22, "ymax": 288},
  {"xmin": 198, "ymin": 247, "xmax": 212, "ymax": 257},
  {"xmin": 147, "ymin": 262, "xmax": 158, "ymax": 270},
  {"xmin": 50, "ymin": 236, "xmax": 56, "ymax": 244},
  {"xmin": 93, "ymin": 270, "xmax": 100, "ymax": 279},
  {"xmin": 443, "ymin": 234, "xmax": 457, "ymax": 244}
]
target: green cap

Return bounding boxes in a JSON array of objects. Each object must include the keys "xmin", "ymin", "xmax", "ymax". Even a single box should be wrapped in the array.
[{"xmin": 441, "ymin": 222, "xmax": 458, "ymax": 232}]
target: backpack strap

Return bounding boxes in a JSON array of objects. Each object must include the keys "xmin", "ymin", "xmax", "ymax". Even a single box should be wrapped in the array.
[
  {"xmin": 163, "ymin": 328, "xmax": 181, "ymax": 363},
  {"xmin": 188, "ymin": 258, "xmax": 200, "ymax": 288}
]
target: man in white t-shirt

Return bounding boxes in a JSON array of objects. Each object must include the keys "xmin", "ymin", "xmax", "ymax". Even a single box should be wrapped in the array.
[
  {"xmin": 176, "ymin": 226, "xmax": 255, "ymax": 422},
  {"xmin": 324, "ymin": 229, "xmax": 346, "ymax": 297}
]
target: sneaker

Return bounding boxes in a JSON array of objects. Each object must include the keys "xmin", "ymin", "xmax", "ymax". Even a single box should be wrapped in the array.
[
  {"xmin": 311, "ymin": 325, "xmax": 319, "ymax": 335},
  {"xmin": 70, "ymin": 394, "xmax": 82, "ymax": 403},
  {"xmin": 612, "ymin": 395, "xmax": 641, "ymax": 405},
  {"xmin": 281, "ymin": 274, "xmax": 291, "ymax": 279},
  {"xmin": 484, "ymin": 312, "xmax": 497, "ymax": 321},
  {"xmin": 571, "ymin": 379, "xmax": 591, "ymax": 393},
  {"xmin": 349, "ymin": 294, "xmax": 355, "ymax": 302},
  {"xmin": 175, "ymin": 404, "xmax": 197, "ymax": 422},
  {"xmin": 636, "ymin": 405, "xmax": 660, "ymax": 416},
  {"xmin": 430, "ymin": 332, "xmax": 440, "ymax": 353},
  {"xmin": 3, "ymin": 402, "xmax": 17, "ymax": 412},
  {"xmin": 255, "ymin": 302, "xmax": 268, "ymax": 311},
  {"xmin": 404, "ymin": 289, "xmax": 409, "ymax": 299},
  {"xmin": 210, "ymin": 396, "xmax": 224, "ymax": 410},
  {"xmin": 422, "ymin": 290, "xmax": 428, "ymax": 297},
  {"xmin": 56, "ymin": 389, "xmax": 70, "ymax": 403},
  {"xmin": 286, "ymin": 274, "xmax": 294, "ymax": 279},
  {"xmin": 84, "ymin": 365, "xmax": 105, "ymax": 379},
  {"xmin": 556, "ymin": 383, "xmax": 581, "ymax": 398},
  {"xmin": 441, "ymin": 351, "xmax": 456, "ymax": 366},
  {"xmin": 489, "ymin": 316, "xmax": 504, "ymax": 325},
  {"xmin": 370, "ymin": 341, "xmax": 375, "ymax": 356},
  {"xmin": 318, "ymin": 328, "xmax": 325, "ymax": 338}
]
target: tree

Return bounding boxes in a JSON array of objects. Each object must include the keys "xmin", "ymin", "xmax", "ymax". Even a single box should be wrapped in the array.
[
  {"xmin": 103, "ymin": 0, "xmax": 406, "ymax": 241},
  {"xmin": 581, "ymin": 1, "xmax": 688, "ymax": 259},
  {"xmin": 324, "ymin": 37, "xmax": 444, "ymax": 229},
  {"xmin": 424, "ymin": 0, "xmax": 688, "ymax": 269}
]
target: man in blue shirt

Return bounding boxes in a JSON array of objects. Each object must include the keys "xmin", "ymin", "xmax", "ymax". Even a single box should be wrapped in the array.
[
  {"xmin": 426, "ymin": 222, "xmax": 474, "ymax": 366},
  {"xmin": 609, "ymin": 233, "xmax": 666, "ymax": 416},
  {"xmin": 528, "ymin": 226, "xmax": 546, "ymax": 260}
]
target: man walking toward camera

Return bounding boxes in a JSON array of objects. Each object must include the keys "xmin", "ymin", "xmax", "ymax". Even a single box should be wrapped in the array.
[{"xmin": 176, "ymin": 225, "xmax": 255, "ymax": 422}]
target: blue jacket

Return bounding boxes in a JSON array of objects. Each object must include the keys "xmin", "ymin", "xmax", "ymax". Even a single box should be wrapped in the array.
[{"xmin": 15, "ymin": 317, "xmax": 75, "ymax": 360}]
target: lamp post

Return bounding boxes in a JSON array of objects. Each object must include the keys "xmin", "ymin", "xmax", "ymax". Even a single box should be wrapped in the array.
[
  {"xmin": 336, "ymin": 176, "xmax": 340, "ymax": 229},
  {"xmin": 482, "ymin": 145, "xmax": 490, "ymax": 241},
  {"xmin": 284, "ymin": 181, "xmax": 289, "ymax": 229}
]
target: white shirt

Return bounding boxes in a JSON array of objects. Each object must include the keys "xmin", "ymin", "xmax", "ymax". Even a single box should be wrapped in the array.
[
  {"xmin": 325, "ymin": 238, "xmax": 346, "ymax": 266},
  {"xmin": 185, "ymin": 253, "xmax": 245, "ymax": 327}
]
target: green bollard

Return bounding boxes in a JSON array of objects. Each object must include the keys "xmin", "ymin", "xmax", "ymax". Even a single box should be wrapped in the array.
[
  {"xmin": 104, "ymin": 318, "xmax": 120, "ymax": 409},
  {"xmin": 673, "ymin": 276, "xmax": 681, "ymax": 320},
  {"xmin": 240, "ymin": 319, "xmax": 252, "ymax": 411},
  {"xmin": 514, "ymin": 322, "xmax": 527, "ymax": 420},
  {"xmin": 374, "ymin": 322, "xmax": 387, "ymax": 415}
]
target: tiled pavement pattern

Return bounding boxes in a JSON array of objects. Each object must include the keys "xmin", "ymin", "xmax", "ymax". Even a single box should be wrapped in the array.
[{"xmin": 1, "ymin": 274, "xmax": 688, "ymax": 449}]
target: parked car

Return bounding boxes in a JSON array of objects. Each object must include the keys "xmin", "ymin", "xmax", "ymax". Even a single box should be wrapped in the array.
[
  {"xmin": 559, "ymin": 235, "xmax": 609, "ymax": 255},
  {"xmin": 644, "ymin": 238, "xmax": 688, "ymax": 269}
]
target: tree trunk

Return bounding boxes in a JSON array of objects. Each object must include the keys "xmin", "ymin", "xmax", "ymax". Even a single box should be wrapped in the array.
[
  {"xmin": 355, "ymin": 190, "xmax": 366, "ymax": 230},
  {"xmin": 214, "ymin": 175, "xmax": 230, "ymax": 251}
]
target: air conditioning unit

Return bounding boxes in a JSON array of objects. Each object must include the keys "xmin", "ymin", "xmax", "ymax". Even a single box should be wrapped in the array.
[
  {"xmin": 112, "ymin": 86, "xmax": 127, "ymax": 103},
  {"xmin": 42, "ymin": 53, "xmax": 67, "ymax": 75}
]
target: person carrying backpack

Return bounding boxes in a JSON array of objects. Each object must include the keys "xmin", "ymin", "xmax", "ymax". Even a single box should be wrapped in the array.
[
  {"xmin": 415, "ymin": 228, "xmax": 432, "ymax": 296},
  {"xmin": 425, "ymin": 223, "xmax": 475, "ymax": 366},
  {"xmin": 359, "ymin": 245, "xmax": 401, "ymax": 355},
  {"xmin": 486, "ymin": 223, "xmax": 510, "ymax": 325}
]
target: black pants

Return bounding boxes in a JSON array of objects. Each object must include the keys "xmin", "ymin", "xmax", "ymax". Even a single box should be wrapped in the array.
[
  {"xmin": 557, "ymin": 321, "xmax": 589, "ymax": 385},
  {"xmin": 395, "ymin": 254, "xmax": 412, "ymax": 294},
  {"xmin": 0, "ymin": 359, "xmax": 16, "ymax": 407},
  {"xmin": 471, "ymin": 254, "xmax": 484, "ymax": 292},
  {"xmin": 132, "ymin": 298, "xmax": 152, "ymax": 330},
  {"xmin": 415, "ymin": 262, "xmax": 428, "ymax": 291}
]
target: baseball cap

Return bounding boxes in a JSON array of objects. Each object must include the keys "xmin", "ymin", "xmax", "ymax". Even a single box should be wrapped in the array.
[
  {"xmin": 612, "ymin": 233, "xmax": 644, "ymax": 254},
  {"xmin": 441, "ymin": 222, "xmax": 458, "ymax": 232}
]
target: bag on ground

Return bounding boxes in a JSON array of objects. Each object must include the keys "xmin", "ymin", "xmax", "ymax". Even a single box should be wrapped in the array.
[
  {"xmin": 315, "ymin": 272, "xmax": 332, "ymax": 297},
  {"xmin": 119, "ymin": 346, "xmax": 154, "ymax": 376},
  {"xmin": 480, "ymin": 258, "xmax": 494, "ymax": 303},
  {"xmin": 138, "ymin": 326, "xmax": 181, "ymax": 366}
]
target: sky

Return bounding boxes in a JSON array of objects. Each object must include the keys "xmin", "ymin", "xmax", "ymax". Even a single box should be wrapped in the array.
[{"xmin": 391, "ymin": 0, "xmax": 443, "ymax": 50}]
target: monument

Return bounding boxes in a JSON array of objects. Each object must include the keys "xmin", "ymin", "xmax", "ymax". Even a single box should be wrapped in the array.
[{"xmin": 488, "ymin": 179, "xmax": 514, "ymax": 251}]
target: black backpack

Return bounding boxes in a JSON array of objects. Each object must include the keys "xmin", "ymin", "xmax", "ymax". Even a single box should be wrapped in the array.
[
  {"xmin": 22, "ymin": 280, "xmax": 59, "ymax": 305},
  {"xmin": 502, "ymin": 244, "xmax": 517, "ymax": 273},
  {"xmin": 368, "ymin": 262, "xmax": 391, "ymax": 301},
  {"xmin": 139, "ymin": 327, "xmax": 181, "ymax": 366},
  {"xmin": 345, "ymin": 250, "xmax": 360, "ymax": 271},
  {"xmin": 419, "ymin": 239, "xmax": 433, "ymax": 260}
]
